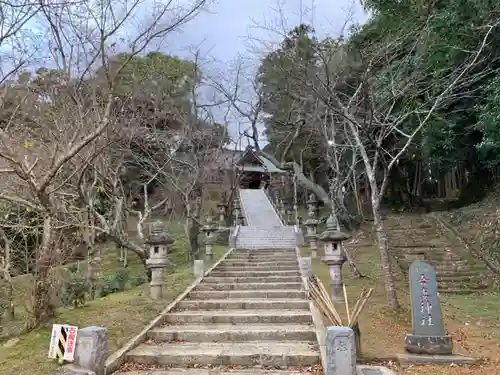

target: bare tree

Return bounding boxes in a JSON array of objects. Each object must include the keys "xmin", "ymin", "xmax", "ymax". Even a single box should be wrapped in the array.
[{"xmin": 0, "ymin": 0, "xmax": 211, "ymax": 325}]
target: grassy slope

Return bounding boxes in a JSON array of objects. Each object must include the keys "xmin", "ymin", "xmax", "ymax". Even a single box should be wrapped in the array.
[
  {"xmin": 302, "ymin": 216, "xmax": 500, "ymax": 375},
  {"xmin": 0, "ymin": 216, "xmax": 229, "ymax": 375}
]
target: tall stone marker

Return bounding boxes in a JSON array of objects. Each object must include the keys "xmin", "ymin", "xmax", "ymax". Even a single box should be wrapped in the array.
[{"xmin": 404, "ymin": 260, "xmax": 453, "ymax": 355}]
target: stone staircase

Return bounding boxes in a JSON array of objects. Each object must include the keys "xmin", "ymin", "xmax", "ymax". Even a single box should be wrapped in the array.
[
  {"xmin": 236, "ymin": 226, "xmax": 297, "ymax": 249},
  {"xmin": 114, "ymin": 248, "xmax": 320, "ymax": 375},
  {"xmin": 386, "ymin": 214, "xmax": 490, "ymax": 294},
  {"xmin": 239, "ymin": 188, "xmax": 282, "ymax": 227},
  {"xmin": 236, "ymin": 189, "xmax": 297, "ymax": 249}
]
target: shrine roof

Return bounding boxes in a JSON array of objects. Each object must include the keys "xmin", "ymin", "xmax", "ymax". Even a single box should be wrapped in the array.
[{"xmin": 235, "ymin": 147, "xmax": 285, "ymax": 173}]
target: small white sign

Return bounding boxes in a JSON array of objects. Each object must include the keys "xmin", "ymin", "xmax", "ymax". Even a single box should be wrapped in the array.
[{"xmin": 48, "ymin": 324, "xmax": 78, "ymax": 361}]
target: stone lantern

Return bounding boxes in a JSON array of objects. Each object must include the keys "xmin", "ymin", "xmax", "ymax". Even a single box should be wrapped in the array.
[
  {"xmin": 201, "ymin": 213, "xmax": 217, "ymax": 260},
  {"xmin": 286, "ymin": 203, "xmax": 293, "ymax": 226},
  {"xmin": 237, "ymin": 212, "xmax": 245, "ymax": 226},
  {"xmin": 278, "ymin": 198, "xmax": 287, "ymax": 223},
  {"xmin": 145, "ymin": 221, "xmax": 173, "ymax": 299},
  {"xmin": 304, "ymin": 194, "xmax": 319, "ymax": 258},
  {"xmin": 319, "ymin": 214, "xmax": 350, "ymax": 303},
  {"xmin": 216, "ymin": 199, "xmax": 227, "ymax": 229},
  {"xmin": 232, "ymin": 198, "xmax": 241, "ymax": 226}
]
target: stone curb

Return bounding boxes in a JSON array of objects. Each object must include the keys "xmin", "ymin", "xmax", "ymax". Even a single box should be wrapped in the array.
[
  {"xmin": 296, "ymin": 246, "xmax": 328, "ymax": 371},
  {"xmin": 104, "ymin": 247, "xmax": 235, "ymax": 375}
]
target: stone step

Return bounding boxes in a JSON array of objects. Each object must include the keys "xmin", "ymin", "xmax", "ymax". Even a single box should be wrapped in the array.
[
  {"xmin": 229, "ymin": 251, "xmax": 295, "ymax": 255},
  {"xmin": 203, "ymin": 276, "xmax": 302, "ymax": 283},
  {"xmin": 439, "ymin": 288, "xmax": 485, "ymax": 295},
  {"xmin": 147, "ymin": 323, "xmax": 316, "ymax": 342},
  {"xmin": 436, "ymin": 274, "xmax": 484, "ymax": 281},
  {"xmin": 209, "ymin": 270, "xmax": 300, "ymax": 277},
  {"xmin": 231, "ymin": 248, "xmax": 294, "ymax": 255},
  {"xmin": 438, "ymin": 281, "xmax": 488, "ymax": 290},
  {"xmin": 126, "ymin": 341, "xmax": 320, "ymax": 367},
  {"xmin": 427, "ymin": 258, "xmax": 466, "ymax": 264},
  {"xmin": 227, "ymin": 256, "xmax": 296, "ymax": 262},
  {"xmin": 236, "ymin": 239, "xmax": 296, "ymax": 243},
  {"xmin": 176, "ymin": 299, "xmax": 309, "ymax": 310},
  {"xmin": 436, "ymin": 269, "xmax": 485, "ymax": 277},
  {"xmin": 114, "ymin": 369, "xmax": 313, "ymax": 375},
  {"xmin": 236, "ymin": 245, "xmax": 297, "ymax": 250},
  {"xmin": 216, "ymin": 265, "xmax": 298, "ymax": 271},
  {"xmin": 188, "ymin": 290, "xmax": 306, "ymax": 299},
  {"xmin": 195, "ymin": 282, "xmax": 304, "ymax": 291},
  {"xmin": 221, "ymin": 261, "xmax": 298, "ymax": 267},
  {"xmin": 163, "ymin": 310, "xmax": 313, "ymax": 324}
]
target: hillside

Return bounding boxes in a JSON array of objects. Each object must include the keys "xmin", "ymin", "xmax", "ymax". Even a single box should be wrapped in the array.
[{"xmin": 436, "ymin": 185, "xmax": 500, "ymax": 277}]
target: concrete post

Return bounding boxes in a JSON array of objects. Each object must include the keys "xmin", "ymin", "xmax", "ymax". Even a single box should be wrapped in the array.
[
  {"xmin": 193, "ymin": 259, "xmax": 204, "ymax": 278},
  {"xmin": 299, "ymin": 256, "xmax": 313, "ymax": 278}
]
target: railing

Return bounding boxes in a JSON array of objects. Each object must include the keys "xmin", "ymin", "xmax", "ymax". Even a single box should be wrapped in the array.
[
  {"xmin": 237, "ymin": 188, "xmax": 248, "ymax": 226},
  {"xmin": 263, "ymin": 187, "xmax": 285, "ymax": 225}
]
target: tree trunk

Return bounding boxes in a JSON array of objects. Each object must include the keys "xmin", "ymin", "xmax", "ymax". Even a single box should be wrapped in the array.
[
  {"xmin": 33, "ymin": 214, "xmax": 57, "ymax": 326},
  {"xmin": 371, "ymin": 192, "xmax": 399, "ymax": 309}
]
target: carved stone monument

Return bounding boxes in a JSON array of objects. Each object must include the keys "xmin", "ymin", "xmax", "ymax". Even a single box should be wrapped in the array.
[
  {"xmin": 145, "ymin": 221, "xmax": 173, "ymax": 299},
  {"xmin": 319, "ymin": 214, "xmax": 350, "ymax": 303},
  {"xmin": 325, "ymin": 326, "xmax": 357, "ymax": 375},
  {"xmin": 405, "ymin": 260, "xmax": 452, "ymax": 354},
  {"xmin": 396, "ymin": 260, "xmax": 475, "ymax": 365}
]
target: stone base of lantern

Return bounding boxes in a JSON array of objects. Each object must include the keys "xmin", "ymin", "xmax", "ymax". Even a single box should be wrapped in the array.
[
  {"xmin": 403, "ymin": 334, "xmax": 453, "ymax": 355},
  {"xmin": 205, "ymin": 245, "xmax": 213, "ymax": 261},
  {"xmin": 311, "ymin": 249, "xmax": 317, "ymax": 259},
  {"xmin": 149, "ymin": 274, "xmax": 165, "ymax": 300}
]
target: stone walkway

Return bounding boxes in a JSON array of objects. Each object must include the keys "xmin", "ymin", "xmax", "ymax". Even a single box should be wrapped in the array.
[
  {"xmin": 114, "ymin": 248, "xmax": 321, "ymax": 374},
  {"xmin": 239, "ymin": 188, "xmax": 282, "ymax": 227}
]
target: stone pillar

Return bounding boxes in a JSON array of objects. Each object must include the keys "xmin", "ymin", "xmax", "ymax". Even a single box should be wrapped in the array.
[
  {"xmin": 319, "ymin": 214, "xmax": 350, "ymax": 303},
  {"xmin": 299, "ymin": 256, "xmax": 312, "ymax": 278},
  {"xmin": 278, "ymin": 198, "xmax": 286, "ymax": 224},
  {"xmin": 193, "ymin": 259, "xmax": 204, "ymax": 278},
  {"xmin": 237, "ymin": 212, "xmax": 245, "ymax": 226},
  {"xmin": 232, "ymin": 199, "xmax": 241, "ymax": 226},
  {"xmin": 145, "ymin": 221, "xmax": 173, "ymax": 300},
  {"xmin": 216, "ymin": 201, "xmax": 227, "ymax": 229},
  {"xmin": 286, "ymin": 205, "xmax": 293, "ymax": 226},
  {"xmin": 201, "ymin": 213, "xmax": 217, "ymax": 260},
  {"xmin": 51, "ymin": 326, "xmax": 108, "ymax": 375},
  {"xmin": 305, "ymin": 194, "xmax": 319, "ymax": 258},
  {"xmin": 325, "ymin": 326, "xmax": 357, "ymax": 375}
]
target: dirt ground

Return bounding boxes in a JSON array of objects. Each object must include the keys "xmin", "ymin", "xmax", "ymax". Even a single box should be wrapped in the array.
[{"xmin": 304, "ymin": 215, "xmax": 500, "ymax": 375}]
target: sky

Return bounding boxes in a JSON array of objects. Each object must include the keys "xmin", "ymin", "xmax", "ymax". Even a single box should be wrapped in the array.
[
  {"xmin": 166, "ymin": 0, "xmax": 368, "ymax": 63},
  {"xmin": 2, "ymin": 0, "xmax": 368, "ymax": 149},
  {"xmin": 162, "ymin": 0, "xmax": 369, "ymax": 149}
]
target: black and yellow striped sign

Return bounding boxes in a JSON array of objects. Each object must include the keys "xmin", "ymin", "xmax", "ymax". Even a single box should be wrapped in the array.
[
  {"xmin": 56, "ymin": 326, "xmax": 68, "ymax": 360},
  {"xmin": 48, "ymin": 324, "xmax": 78, "ymax": 361}
]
